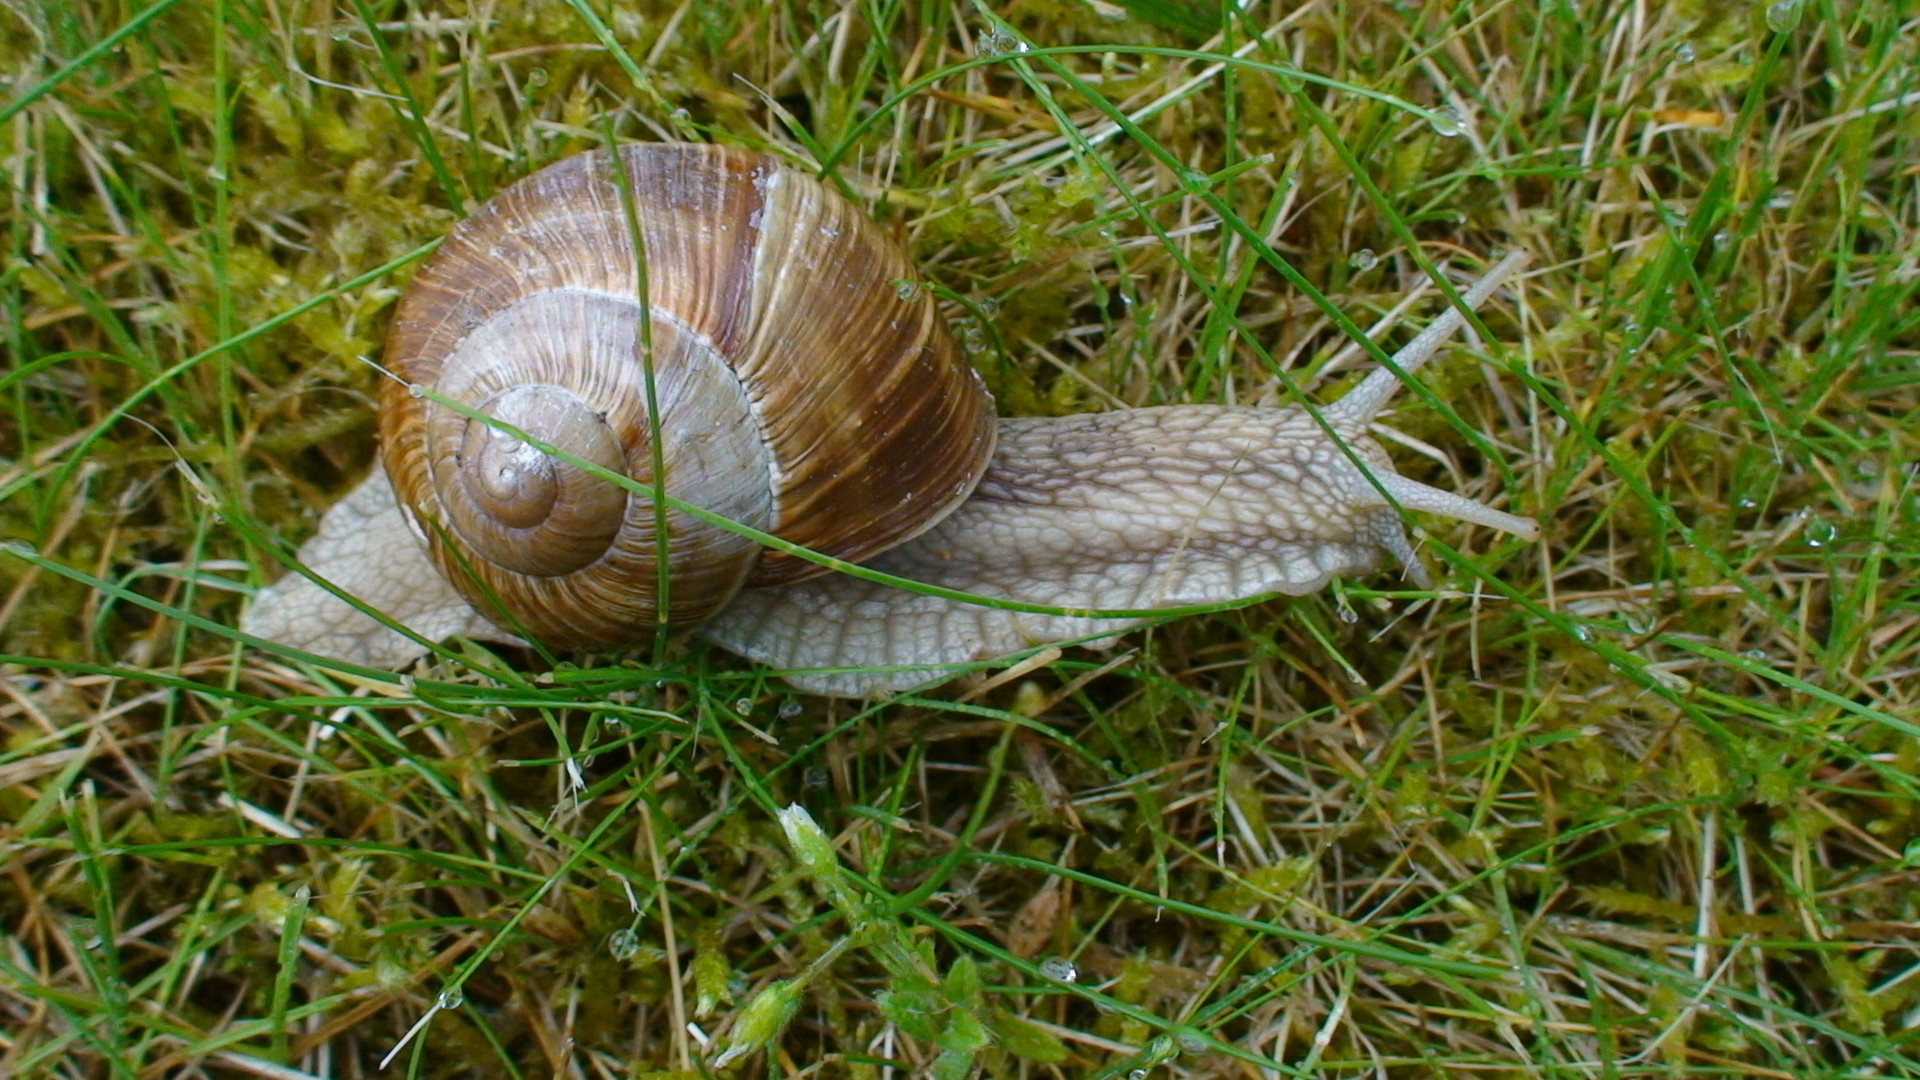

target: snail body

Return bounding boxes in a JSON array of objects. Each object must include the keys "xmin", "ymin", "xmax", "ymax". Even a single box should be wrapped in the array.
[{"xmin": 244, "ymin": 143, "xmax": 1537, "ymax": 696}]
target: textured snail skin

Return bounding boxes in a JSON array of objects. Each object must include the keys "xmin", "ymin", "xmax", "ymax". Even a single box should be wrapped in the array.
[
  {"xmin": 704, "ymin": 252, "xmax": 1538, "ymax": 695},
  {"xmin": 241, "ymin": 144, "xmax": 1537, "ymax": 697}
]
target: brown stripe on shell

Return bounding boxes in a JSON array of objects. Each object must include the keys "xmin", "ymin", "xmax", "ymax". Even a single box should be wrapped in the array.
[
  {"xmin": 731, "ymin": 159, "xmax": 996, "ymax": 586},
  {"xmin": 382, "ymin": 145, "xmax": 766, "ymax": 394}
]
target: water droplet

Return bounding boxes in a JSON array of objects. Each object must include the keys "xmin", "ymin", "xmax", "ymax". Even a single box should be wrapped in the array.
[
  {"xmin": 975, "ymin": 296, "xmax": 1001, "ymax": 317},
  {"xmin": 978, "ymin": 29, "xmax": 1028, "ymax": 56},
  {"xmin": 608, "ymin": 928, "xmax": 640, "ymax": 961},
  {"xmin": 894, "ymin": 279, "xmax": 920, "ymax": 301},
  {"xmin": 1129, "ymin": 1071, "xmax": 1149, "ymax": 1080},
  {"xmin": 1713, "ymin": 230, "xmax": 1734, "ymax": 247},
  {"xmin": 1572, "ymin": 624, "xmax": 1594, "ymax": 643},
  {"xmin": 1743, "ymin": 649, "xmax": 1769, "ymax": 661},
  {"xmin": 734, "ymin": 698, "xmax": 753, "ymax": 716},
  {"xmin": 0, "ymin": 539, "xmax": 38, "ymax": 559},
  {"xmin": 1768, "ymin": 188, "xmax": 1796, "ymax": 210},
  {"xmin": 1675, "ymin": 41, "xmax": 1697, "ymax": 63},
  {"xmin": 1348, "ymin": 248, "xmax": 1378, "ymax": 271},
  {"xmin": 1804, "ymin": 517, "xmax": 1837, "ymax": 548},
  {"xmin": 1176, "ymin": 1030, "xmax": 1208, "ymax": 1053},
  {"xmin": 435, "ymin": 988, "xmax": 465, "ymax": 1010},
  {"xmin": 526, "ymin": 67, "xmax": 549, "ymax": 89},
  {"xmin": 778, "ymin": 698, "xmax": 803, "ymax": 719},
  {"xmin": 1037, "ymin": 956, "xmax": 1078, "ymax": 983},
  {"xmin": 1428, "ymin": 106, "xmax": 1466, "ymax": 138},
  {"xmin": 1765, "ymin": 0, "xmax": 1801, "ymax": 33}
]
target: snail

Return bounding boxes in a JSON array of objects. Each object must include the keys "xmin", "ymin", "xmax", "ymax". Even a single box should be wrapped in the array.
[{"xmin": 242, "ymin": 142, "xmax": 1538, "ymax": 697}]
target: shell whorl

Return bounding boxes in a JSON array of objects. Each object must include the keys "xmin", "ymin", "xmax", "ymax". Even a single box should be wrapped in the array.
[{"xmin": 377, "ymin": 144, "xmax": 997, "ymax": 648}]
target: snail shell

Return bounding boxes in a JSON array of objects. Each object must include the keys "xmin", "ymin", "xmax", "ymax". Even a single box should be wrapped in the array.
[
  {"xmin": 244, "ymin": 142, "xmax": 1539, "ymax": 696},
  {"xmin": 378, "ymin": 144, "xmax": 994, "ymax": 645}
]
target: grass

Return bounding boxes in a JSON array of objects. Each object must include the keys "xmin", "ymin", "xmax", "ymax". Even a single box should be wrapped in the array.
[{"xmin": 3, "ymin": 0, "xmax": 1918, "ymax": 1076}]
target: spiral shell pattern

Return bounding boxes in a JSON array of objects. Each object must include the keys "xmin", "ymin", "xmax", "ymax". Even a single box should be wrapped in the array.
[{"xmin": 378, "ymin": 144, "xmax": 996, "ymax": 648}]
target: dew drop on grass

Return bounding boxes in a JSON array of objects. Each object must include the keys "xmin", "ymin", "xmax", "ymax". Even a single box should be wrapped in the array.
[
  {"xmin": 734, "ymin": 698, "xmax": 753, "ymax": 716},
  {"xmin": 1765, "ymin": 0, "xmax": 1802, "ymax": 33},
  {"xmin": 1348, "ymin": 248, "xmax": 1378, "ymax": 271},
  {"xmin": 778, "ymin": 697, "xmax": 803, "ymax": 719},
  {"xmin": 1675, "ymin": 41, "xmax": 1697, "ymax": 63},
  {"xmin": 978, "ymin": 29, "xmax": 1028, "ymax": 56},
  {"xmin": 608, "ymin": 928, "xmax": 640, "ymax": 961},
  {"xmin": 435, "ymin": 988, "xmax": 465, "ymax": 1010},
  {"xmin": 894, "ymin": 279, "xmax": 920, "ymax": 301},
  {"xmin": 1037, "ymin": 956, "xmax": 1078, "ymax": 983},
  {"xmin": 1176, "ymin": 1030, "xmax": 1209, "ymax": 1054},
  {"xmin": 1428, "ymin": 106, "xmax": 1466, "ymax": 138}
]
